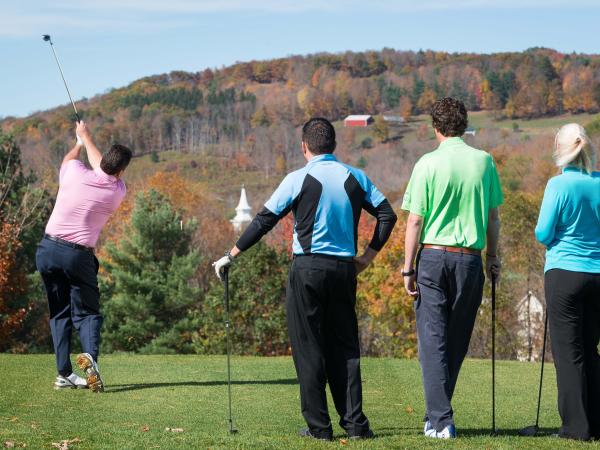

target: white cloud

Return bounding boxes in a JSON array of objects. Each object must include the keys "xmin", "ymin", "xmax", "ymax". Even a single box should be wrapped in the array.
[{"xmin": 0, "ymin": 0, "xmax": 598, "ymax": 37}]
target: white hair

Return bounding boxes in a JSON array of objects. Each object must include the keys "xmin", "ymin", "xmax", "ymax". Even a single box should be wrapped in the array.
[{"xmin": 554, "ymin": 123, "xmax": 596, "ymax": 173}]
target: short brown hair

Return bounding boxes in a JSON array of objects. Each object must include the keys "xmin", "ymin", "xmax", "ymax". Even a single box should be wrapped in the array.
[
  {"xmin": 431, "ymin": 97, "xmax": 468, "ymax": 137},
  {"xmin": 100, "ymin": 144, "xmax": 132, "ymax": 175},
  {"xmin": 302, "ymin": 118, "xmax": 336, "ymax": 155}
]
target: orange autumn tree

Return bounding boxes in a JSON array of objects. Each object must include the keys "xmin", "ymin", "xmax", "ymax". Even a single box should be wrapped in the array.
[
  {"xmin": 356, "ymin": 214, "xmax": 417, "ymax": 358},
  {"xmin": 98, "ymin": 171, "xmax": 233, "ymax": 286},
  {"xmin": 0, "ymin": 223, "xmax": 28, "ymax": 349}
]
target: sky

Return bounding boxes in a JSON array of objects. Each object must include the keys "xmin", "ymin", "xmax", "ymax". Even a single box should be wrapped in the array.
[{"xmin": 1, "ymin": 0, "xmax": 599, "ymax": 118}]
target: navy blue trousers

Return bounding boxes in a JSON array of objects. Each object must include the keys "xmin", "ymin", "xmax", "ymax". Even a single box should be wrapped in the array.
[
  {"xmin": 415, "ymin": 248, "xmax": 485, "ymax": 432},
  {"xmin": 36, "ymin": 237, "xmax": 102, "ymax": 376}
]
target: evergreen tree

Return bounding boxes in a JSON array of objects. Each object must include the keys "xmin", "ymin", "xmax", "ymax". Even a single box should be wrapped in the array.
[
  {"xmin": 100, "ymin": 189, "xmax": 201, "ymax": 353},
  {"xmin": 197, "ymin": 242, "xmax": 289, "ymax": 355}
]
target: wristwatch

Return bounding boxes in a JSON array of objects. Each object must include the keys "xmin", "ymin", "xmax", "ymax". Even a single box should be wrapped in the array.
[{"xmin": 401, "ymin": 268, "xmax": 415, "ymax": 277}]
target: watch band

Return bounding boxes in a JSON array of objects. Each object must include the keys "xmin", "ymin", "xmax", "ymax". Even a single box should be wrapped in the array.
[
  {"xmin": 401, "ymin": 269, "xmax": 415, "ymax": 277},
  {"xmin": 225, "ymin": 251, "xmax": 234, "ymax": 262}
]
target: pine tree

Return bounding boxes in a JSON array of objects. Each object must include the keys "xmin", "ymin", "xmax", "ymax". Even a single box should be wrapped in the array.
[{"xmin": 100, "ymin": 189, "xmax": 201, "ymax": 353}]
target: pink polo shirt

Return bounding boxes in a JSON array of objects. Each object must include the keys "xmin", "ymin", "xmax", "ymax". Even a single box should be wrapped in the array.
[{"xmin": 45, "ymin": 160, "xmax": 126, "ymax": 248}]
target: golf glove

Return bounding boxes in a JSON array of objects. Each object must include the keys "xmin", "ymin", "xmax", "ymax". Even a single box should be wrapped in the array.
[
  {"xmin": 76, "ymin": 134, "xmax": 83, "ymax": 146},
  {"xmin": 213, "ymin": 253, "xmax": 233, "ymax": 280}
]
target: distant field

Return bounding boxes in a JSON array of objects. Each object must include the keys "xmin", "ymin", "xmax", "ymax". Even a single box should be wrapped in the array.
[{"xmin": 1, "ymin": 355, "xmax": 597, "ymax": 449}]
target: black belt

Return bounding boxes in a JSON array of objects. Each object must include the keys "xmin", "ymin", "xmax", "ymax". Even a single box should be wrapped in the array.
[
  {"xmin": 44, "ymin": 234, "xmax": 95, "ymax": 253},
  {"xmin": 294, "ymin": 253, "xmax": 354, "ymax": 263}
]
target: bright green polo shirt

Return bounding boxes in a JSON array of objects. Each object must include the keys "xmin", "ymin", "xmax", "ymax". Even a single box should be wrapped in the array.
[{"xmin": 401, "ymin": 137, "xmax": 504, "ymax": 250}]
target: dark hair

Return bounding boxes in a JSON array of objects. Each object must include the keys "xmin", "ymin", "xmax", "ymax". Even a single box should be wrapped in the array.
[
  {"xmin": 302, "ymin": 118, "xmax": 336, "ymax": 154},
  {"xmin": 431, "ymin": 97, "xmax": 468, "ymax": 137},
  {"xmin": 100, "ymin": 144, "xmax": 132, "ymax": 175}
]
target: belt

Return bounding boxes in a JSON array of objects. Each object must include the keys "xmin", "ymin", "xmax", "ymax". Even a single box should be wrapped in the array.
[
  {"xmin": 44, "ymin": 234, "xmax": 95, "ymax": 253},
  {"xmin": 294, "ymin": 253, "xmax": 355, "ymax": 263},
  {"xmin": 422, "ymin": 244, "xmax": 481, "ymax": 255}
]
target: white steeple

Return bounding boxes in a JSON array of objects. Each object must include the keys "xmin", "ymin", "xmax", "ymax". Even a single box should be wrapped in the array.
[{"xmin": 231, "ymin": 185, "xmax": 253, "ymax": 232}]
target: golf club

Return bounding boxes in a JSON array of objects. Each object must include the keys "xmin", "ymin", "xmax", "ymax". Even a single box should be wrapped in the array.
[
  {"xmin": 42, "ymin": 34, "xmax": 81, "ymax": 122},
  {"xmin": 222, "ymin": 267, "xmax": 238, "ymax": 434},
  {"xmin": 518, "ymin": 311, "xmax": 549, "ymax": 437},
  {"xmin": 491, "ymin": 273, "xmax": 498, "ymax": 435}
]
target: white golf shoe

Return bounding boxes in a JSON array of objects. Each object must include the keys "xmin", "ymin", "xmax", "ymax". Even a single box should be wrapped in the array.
[
  {"xmin": 425, "ymin": 424, "xmax": 456, "ymax": 439},
  {"xmin": 54, "ymin": 373, "xmax": 88, "ymax": 389},
  {"xmin": 76, "ymin": 353, "xmax": 104, "ymax": 393}
]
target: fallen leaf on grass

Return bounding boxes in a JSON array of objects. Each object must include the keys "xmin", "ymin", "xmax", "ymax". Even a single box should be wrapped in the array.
[
  {"xmin": 339, "ymin": 438, "xmax": 349, "ymax": 445},
  {"xmin": 140, "ymin": 425, "xmax": 150, "ymax": 432},
  {"xmin": 405, "ymin": 405, "xmax": 414, "ymax": 414},
  {"xmin": 4, "ymin": 442, "xmax": 14, "ymax": 448},
  {"xmin": 51, "ymin": 437, "xmax": 81, "ymax": 450},
  {"xmin": 165, "ymin": 428, "xmax": 184, "ymax": 433},
  {"xmin": 9, "ymin": 417, "xmax": 18, "ymax": 423}
]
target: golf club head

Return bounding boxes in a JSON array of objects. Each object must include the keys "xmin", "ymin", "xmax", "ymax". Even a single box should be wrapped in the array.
[
  {"xmin": 42, "ymin": 34, "xmax": 51, "ymax": 42},
  {"xmin": 229, "ymin": 425, "xmax": 238, "ymax": 434},
  {"xmin": 518, "ymin": 425, "xmax": 539, "ymax": 437}
]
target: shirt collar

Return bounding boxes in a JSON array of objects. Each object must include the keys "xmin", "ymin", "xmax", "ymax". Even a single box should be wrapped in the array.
[
  {"xmin": 94, "ymin": 166, "xmax": 118, "ymax": 182},
  {"xmin": 437, "ymin": 136, "xmax": 464, "ymax": 150},
  {"xmin": 306, "ymin": 153, "xmax": 337, "ymax": 166},
  {"xmin": 563, "ymin": 166, "xmax": 588, "ymax": 175}
]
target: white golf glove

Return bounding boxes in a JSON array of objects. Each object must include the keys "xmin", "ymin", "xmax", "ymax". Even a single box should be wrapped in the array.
[
  {"xmin": 76, "ymin": 134, "xmax": 83, "ymax": 146},
  {"xmin": 212, "ymin": 253, "xmax": 233, "ymax": 280}
]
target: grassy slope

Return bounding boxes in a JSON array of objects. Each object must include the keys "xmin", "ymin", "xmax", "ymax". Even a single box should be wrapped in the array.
[{"xmin": 1, "ymin": 355, "xmax": 598, "ymax": 449}]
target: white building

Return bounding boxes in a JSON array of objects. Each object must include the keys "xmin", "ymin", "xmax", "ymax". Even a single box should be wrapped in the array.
[
  {"xmin": 231, "ymin": 185, "xmax": 253, "ymax": 232},
  {"xmin": 516, "ymin": 291, "xmax": 546, "ymax": 362}
]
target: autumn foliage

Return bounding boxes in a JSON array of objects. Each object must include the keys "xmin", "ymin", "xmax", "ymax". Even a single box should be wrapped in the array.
[{"xmin": 0, "ymin": 223, "xmax": 28, "ymax": 348}]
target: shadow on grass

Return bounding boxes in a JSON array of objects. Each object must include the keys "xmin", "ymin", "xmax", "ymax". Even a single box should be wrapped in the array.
[
  {"xmin": 456, "ymin": 427, "xmax": 557, "ymax": 438},
  {"xmin": 105, "ymin": 378, "xmax": 298, "ymax": 393}
]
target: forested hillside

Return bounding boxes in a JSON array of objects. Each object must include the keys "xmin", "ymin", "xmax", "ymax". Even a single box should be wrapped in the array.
[
  {"xmin": 3, "ymin": 47, "xmax": 600, "ymax": 175},
  {"xmin": 1, "ymin": 47, "xmax": 600, "ymax": 359}
]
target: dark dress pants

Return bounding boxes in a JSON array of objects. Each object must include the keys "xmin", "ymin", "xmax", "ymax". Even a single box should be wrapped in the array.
[
  {"xmin": 286, "ymin": 254, "xmax": 370, "ymax": 439},
  {"xmin": 546, "ymin": 269, "xmax": 600, "ymax": 441},
  {"xmin": 415, "ymin": 248, "xmax": 485, "ymax": 432},
  {"xmin": 36, "ymin": 237, "xmax": 102, "ymax": 376}
]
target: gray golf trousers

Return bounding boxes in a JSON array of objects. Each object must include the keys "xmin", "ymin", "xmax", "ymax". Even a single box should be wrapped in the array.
[{"xmin": 415, "ymin": 248, "xmax": 485, "ymax": 432}]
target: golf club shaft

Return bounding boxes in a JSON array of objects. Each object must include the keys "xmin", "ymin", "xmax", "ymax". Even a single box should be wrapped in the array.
[
  {"xmin": 47, "ymin": 40, "xmax": 81, "ymax": 122},
  {"xmin": 535, "ymin": 311, "xmax": 549, "ymax": 427},
  {"xmin": 492, "ymin": 274, "xmax": 496, "ymax": 433},
  {"xmin": 224, "ymin": 268, "xmax": 235, "ymax": 432}
]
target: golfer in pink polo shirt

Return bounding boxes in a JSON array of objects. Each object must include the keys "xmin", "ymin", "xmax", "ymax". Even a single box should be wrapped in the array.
[{"xmin": 36, "ymin": 121, "xmax": 131, "ymax": 392}]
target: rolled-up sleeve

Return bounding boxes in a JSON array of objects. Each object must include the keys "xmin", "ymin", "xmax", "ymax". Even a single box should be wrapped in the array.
[{"xmin": 535, "ymin": 179, "xmax": 561, "ymax": 246}]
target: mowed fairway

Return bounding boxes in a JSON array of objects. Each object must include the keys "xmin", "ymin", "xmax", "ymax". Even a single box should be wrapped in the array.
[{"xmin": 1, "ymin": 355, "xmax": 598, "ymax": 449}]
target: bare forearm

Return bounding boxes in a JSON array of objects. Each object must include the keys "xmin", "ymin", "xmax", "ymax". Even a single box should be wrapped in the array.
[
  {"xmin": 81, "ymin": 135, "xmax": 102, "ymax": 170},
  {"xmin": 404, "ymin": 213, "xmax": 423, "ymax": 271},
  {"xmin": 486, "ymin": 209, "xmax": 501, "ymax": 256},
  {"xmin": 62, "ymin": 144, "xmax": 82, "ymax": 165}
]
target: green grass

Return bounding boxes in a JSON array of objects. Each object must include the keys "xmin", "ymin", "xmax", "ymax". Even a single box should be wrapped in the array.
[{"xmin": 1, "ymin": 355, "xmax": 598, "ymax": 449}]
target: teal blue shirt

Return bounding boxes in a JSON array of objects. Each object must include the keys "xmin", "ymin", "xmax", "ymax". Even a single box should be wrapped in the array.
[{"xmin": 535, "ymin": 167, "xmax": 600, "ymax": 273}]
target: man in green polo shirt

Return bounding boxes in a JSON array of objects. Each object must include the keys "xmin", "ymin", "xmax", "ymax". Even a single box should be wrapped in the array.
[{"xmin": 401, "ymin": 97, "xmax": 503, "ymax": 439}]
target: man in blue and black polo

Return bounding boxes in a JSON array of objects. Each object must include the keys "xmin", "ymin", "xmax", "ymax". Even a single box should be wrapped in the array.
[{"xmin": 213, "ymin": 118, "xmax": 397, "ymax": 440}]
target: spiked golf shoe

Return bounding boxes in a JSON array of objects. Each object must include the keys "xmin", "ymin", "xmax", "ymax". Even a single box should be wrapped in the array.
[{"xmin": 76, "ymin": 353, "xmax": 104, "ymax": 393}]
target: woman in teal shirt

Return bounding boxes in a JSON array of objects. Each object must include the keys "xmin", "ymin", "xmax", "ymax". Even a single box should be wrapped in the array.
[{"xmin": 535, "ymin": 123, "xmax": 600, "ymax": 441}]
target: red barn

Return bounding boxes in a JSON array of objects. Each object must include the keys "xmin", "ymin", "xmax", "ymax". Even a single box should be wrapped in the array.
[{"xmin": 344, "ymin": 115, "xmax": 373, "ymax": 127}]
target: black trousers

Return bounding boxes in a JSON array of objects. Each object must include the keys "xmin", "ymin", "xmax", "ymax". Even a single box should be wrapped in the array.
[
  {"xmin": 36, "ymin": 237, "xmax": 102, "ymax": 376},
  {"xmin": 415, "ymin": 248, "xmax": 485, "ymax": 431},
  {"xmin": 546, "ymin": 269, "xmax": 600, "ymax": 441},
  {"xmin": 286, "ymin": 255, "xmax": 370, "ymax": 439}
]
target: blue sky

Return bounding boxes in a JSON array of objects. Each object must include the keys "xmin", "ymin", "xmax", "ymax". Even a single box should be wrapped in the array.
[{"xmin": 1, "ymin": 0, "xmax": 599, "ymax": 118}]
